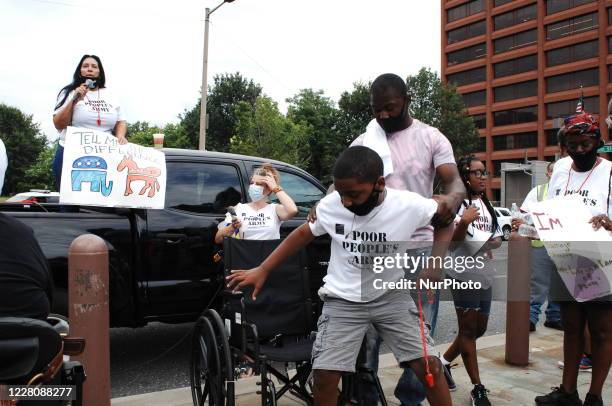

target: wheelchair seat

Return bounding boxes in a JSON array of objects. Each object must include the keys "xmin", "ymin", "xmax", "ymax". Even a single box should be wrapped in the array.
[
  {"xmin": 257, "ymin": 336, "xmax": 314, "ymax": 363},
  {"xmin": 0, "ymin": 317, "xmax": 62, "ymax": 382}
]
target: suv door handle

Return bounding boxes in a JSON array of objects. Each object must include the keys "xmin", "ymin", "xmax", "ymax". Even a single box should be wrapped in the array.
[{"xmin": 157, "ymin": 233, "xmax": 187, "ymax": 244}]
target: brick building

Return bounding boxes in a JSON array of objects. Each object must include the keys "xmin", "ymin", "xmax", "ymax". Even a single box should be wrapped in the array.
[{"xmin": 441, "ymin": 0, "xmax": 611, "ymax": 200}]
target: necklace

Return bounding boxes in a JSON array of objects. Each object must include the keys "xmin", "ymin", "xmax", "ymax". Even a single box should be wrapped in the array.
[{"xmin": 564, "ymin": 158, "xmax": 600, "ymax": 195}]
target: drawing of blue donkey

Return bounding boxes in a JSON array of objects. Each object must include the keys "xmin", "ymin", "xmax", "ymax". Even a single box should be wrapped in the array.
[{"xmin": 71, "ymin": 156, "xmax": 113, "ymax": 197}]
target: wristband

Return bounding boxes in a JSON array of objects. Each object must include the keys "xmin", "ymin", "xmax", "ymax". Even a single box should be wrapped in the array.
[{"xmin": 271, "ymin": 186, "xmax": 283, "ymax": 193}]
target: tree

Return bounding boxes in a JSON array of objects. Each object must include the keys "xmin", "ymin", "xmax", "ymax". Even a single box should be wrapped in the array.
[
  {"xmin": 286, "ymin": 89, "xmax": 349, "ymax": 182},
  {"xmin": 406, "ymin": 68, "xmax": 478, "ymax": 158},
  {"xmin": 18, "ymin": 145, "xmax": 55, "ymax": 192},
  {"xmin": 229, "ymin": 96, "xmax": 306, "ymax": 166},
  {"xmin": 337, "ymin": 81, "xmax": 372, "ymax": 143},
  {"xmin": 180, "ymin": 72, "xmax": 263, "ymax": 151},
  {"xmin": 127, "ymin": 121, "xmax": 191, "ymax": 149},
  {"xmin": 0, "ymin": 104, "xmax": 47, "ymax": 194}
]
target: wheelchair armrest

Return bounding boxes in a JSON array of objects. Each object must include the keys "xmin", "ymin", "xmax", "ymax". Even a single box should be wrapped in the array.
[{"xmin": 63, "ymin": 337, "xmax": 85, "ymax": 356}]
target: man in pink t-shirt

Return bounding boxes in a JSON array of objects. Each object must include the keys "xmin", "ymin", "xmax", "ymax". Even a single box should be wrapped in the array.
[{"xmin": 352, "ymin": 73, "xmax": 464, "ymax": 406}]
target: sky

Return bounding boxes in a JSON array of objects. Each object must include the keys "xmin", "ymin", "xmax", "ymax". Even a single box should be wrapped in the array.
[{"xmin": 0, "ymin": 0, "xmax": 441, "ymax": 141}]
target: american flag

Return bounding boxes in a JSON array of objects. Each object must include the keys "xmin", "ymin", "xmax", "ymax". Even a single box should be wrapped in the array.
[{"xmin": 576, "ymin": 95, "xmax": 584, "ymax": 113}]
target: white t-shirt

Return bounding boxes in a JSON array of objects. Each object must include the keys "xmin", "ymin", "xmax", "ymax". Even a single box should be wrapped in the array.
[
  {"xmin": 308, "ymin": 188, "xmax": 438, "ymax": 302},
  {"xmin": 547, "ymin": 156, "xmax": 612, "ymax": 218},
  {"xmin": 457, "ymin": 198, "xmax": 503, "ymax": 239},
  {"xmin": 232, "ymin": 202, "xmax": 282, "ymax": 240},
  {"xmin": 351, "ymin": 119, "xmax": 455, "ymax": 241},
  {"xmin": 0, "ymin": 139, "xmax": 7, "ymax": 194},
  {"xmin": 54, "ymin": 87, "xmax": 125, "ymax": 145}
]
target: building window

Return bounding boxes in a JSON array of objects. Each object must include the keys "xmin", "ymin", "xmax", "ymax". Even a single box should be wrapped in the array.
[
  {"xmin": 448, "ymin": 20, "xmax": 486, "ymax": 44},
  {"xmin": 546, "ymin": 68, "xmax": 599, "ymax": 93},
  {"xmin": 493, "ymin": 54, "xmax": 537, "ymax": 78},
  {"xmin": 447, "ymin": 67, "xmax": 486, "ymax": 87},
  {"xmin": 546, "ymin": 12, "xmax": 598, "ymax": 40},
  {"xmin": 492, "ymin": 132, "xmax": 538, "ymax": 151},
  {"xmin": 494, "ymin": 80, "xmax": 538, "ymax": 103},
  {"xmin": 546, "ymin": 40, "xmax": 598, "ymax": 66},
  {"xmin": 494, "ymin": 0, "xmax": 514, "ymax": 6},
  {"xmin": 494, "ymin": 29, "xmax": 537, "ymax": 54},
  {"xmin": 609, "ymin": 8, "xmax": 612, "ymax": 25},
  {"xmin": 546, "ymin": 0, "xmax": 596, "ymax": 15},
  {"xmin": 546, "ymin": 129, "xmax": 560, "ymax": 146},
  {"xmin": 493, "ymin": 106, "xmax": 538, "ymax": 126},
  {"xmin": 494, "ymin": 4, "xmax": 537, "ymax": 31},
  {"xmin": 461, "ymin": 90, "xmax": 486, "ymax": 107},
  {"xmin": 476, "ymin": 136, "xmax": 487, "ymax": 152},
  {"xmin": 546, "ymin": 96, "xmax": 599, "ymax": 119},
  {"xmin": 609, "ymin": 66, "xmax": 612, "ymax": 83},
  {"xmin": 608, "ymin": 37, "xmax": 612, "ymax": 53},
  {"xmin": 472, "ymin": 113, "xmax": 486, "ymax": 129},
  {"xmin": 447, "ymin": 0, "xmax": 485, "ymax": 23},
  {"xmin": 447, "ymin": 43, "xmax": 487, "ymax": 65}
]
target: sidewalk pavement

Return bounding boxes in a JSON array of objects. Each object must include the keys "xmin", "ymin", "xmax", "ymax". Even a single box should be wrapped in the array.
[{"xmin": 111, "ymin": 327, "xmax": 611, "ymax": 405}]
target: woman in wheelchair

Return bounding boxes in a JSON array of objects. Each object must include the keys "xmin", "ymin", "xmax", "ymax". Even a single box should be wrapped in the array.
[
  {"xmin": 215, "ymin": 163, "xmax": 298, "ymax": 243},
  {"xmin": 227, "ymin": 147, "xmax": 453, "ymax": 406}
]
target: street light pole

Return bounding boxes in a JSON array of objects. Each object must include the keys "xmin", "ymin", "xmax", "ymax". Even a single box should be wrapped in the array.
[{"xmin": 199, "ymin": 0, "xmax": 235, "ymax": 151}]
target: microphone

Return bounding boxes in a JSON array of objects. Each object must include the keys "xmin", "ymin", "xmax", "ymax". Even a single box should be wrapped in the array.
[
  {"xmin": 227, "ymin": 206, "xmax": 238, "ymax": 221},
  {"xmin": 85, "ymin": 79, "xmax": 97, "ymax": 89}
]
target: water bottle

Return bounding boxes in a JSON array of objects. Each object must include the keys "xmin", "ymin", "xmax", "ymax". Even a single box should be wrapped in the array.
[
  {"xmin": 510, "ymin": 203, "xmax": 521, "ymax": 219},
  {"xmin": 518, "ymin": 223, "xmax": 539, "ymax": 239}
]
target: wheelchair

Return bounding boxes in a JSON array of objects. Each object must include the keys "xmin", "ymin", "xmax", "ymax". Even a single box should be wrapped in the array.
[
  {"xmin": 189, "ymin": 238, "xmax": 387, "ymax": 406},
  {"xmin": 0, "ymin": 315, "xmax": 86, "ymax": 406}
]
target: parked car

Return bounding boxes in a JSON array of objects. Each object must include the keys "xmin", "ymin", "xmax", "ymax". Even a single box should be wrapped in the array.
[
  {"xmin": 5, "ymin": 190, "xmax": 60, "ymax": 204},
  {"xmin": 0, "ymin": 149, "xmax": 330, "ymax": 327},
  {"xmin": 493, "ymin": 206, "xmax": 512, "ymax": 240}
]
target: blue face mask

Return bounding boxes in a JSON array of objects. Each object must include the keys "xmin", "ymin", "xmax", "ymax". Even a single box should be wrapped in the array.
[{"xmin": 248, "ymin": 184, "xmax": 265, "ymax": 202}]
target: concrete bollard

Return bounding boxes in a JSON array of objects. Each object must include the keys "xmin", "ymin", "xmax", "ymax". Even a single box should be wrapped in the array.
[
  {"xmin": 69, "ymin": 234, "xmax": 110, "ymax": 406},
  {"xmin": 505, "ymin": 233, "xmax": 531, "ymax": 366}
]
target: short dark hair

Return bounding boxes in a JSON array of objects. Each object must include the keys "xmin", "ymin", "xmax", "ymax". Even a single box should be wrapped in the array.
[
  {"xmin": 333, "ymin": 146, "xmax": 383, "ymax": 183},
  {"xmin": 370, "ymin": 73, "xmax": 407, "ymax": 98}
]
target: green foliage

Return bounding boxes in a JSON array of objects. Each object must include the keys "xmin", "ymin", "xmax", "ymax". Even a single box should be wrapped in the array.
[
  {"xmin": 286, "ymin": 89, "xmax": 349, "ymax": 182},
  {"xmin": 337, "ymin": 81, "xmax": 372, "ymax": 142},
  {"xmin": 406, "ymin": 68, "xmax": 478, "ymax": 159},
  {"xmin": 127, "ymin": 121, "xmax": 191, "ymax": 149},
  {"xmin": 18, "ymin": 144, "xmax": 55, "ymax": 191},
  {"xmin": 0, "ymin": 103, "xmax": 48, "ymax": 194},
  {"xmin": 229, "ymin": 96, "xmax": 306, "ymax": 166},
  {"xmin": 181, "ymin": 72, "xmax": 263, "ymax": 151}
]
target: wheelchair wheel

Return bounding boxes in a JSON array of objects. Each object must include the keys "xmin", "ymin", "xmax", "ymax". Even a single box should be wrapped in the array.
[
  {"xmin": 190, "ymin": 315, "xmax": 225, "ymax": 406},
  {"xmin": 205, "ymin": 309, "xmax": 234, "ymax": 402}
]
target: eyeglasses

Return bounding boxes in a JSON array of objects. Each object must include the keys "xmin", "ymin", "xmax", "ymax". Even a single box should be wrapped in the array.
[{"xmin": 469, "ymin": 170, "xmax": 489, "ymax": 178}]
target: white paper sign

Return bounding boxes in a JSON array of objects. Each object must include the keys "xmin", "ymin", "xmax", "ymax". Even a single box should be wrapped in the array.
[
  {"xmin": 529, "ymin": 196, "xmax": 612, "ymax": 301},
  {"xmin": 59, "ymin": 127, "xmax": 166, "ymax": 209}
]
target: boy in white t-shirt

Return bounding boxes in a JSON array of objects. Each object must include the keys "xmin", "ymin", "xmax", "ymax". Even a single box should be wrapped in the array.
[{"xmin": 227, "ymin": 146, "xmax": 452, "ymax": 406}]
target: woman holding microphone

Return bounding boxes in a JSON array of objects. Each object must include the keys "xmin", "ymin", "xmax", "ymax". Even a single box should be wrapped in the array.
[{"xmin": 52, "ymin": 54, "xmax": 127, "ymax": 188}]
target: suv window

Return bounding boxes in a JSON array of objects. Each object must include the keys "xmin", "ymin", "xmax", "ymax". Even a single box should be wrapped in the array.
[
  {"xmin": 270, "ymin": 171, "xmax": 325, "ymax": 217},
  {"xmin": 165, "ymin": 162, "xmax": 243, "ymax": 214}
]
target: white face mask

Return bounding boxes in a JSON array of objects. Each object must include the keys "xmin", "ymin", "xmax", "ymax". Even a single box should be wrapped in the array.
[
  {"xmin": 248, "ymin": 184, "xmax": 265, "ymax": 202},
  {"xmin": 605, "ymin": 115, "xmax": 612, "ymax": 129}
]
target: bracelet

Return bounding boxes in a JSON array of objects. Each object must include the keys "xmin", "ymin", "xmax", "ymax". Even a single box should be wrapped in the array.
[{"xmin": 271, "ymin": 186, "xmax": 283, "ymax": 193}]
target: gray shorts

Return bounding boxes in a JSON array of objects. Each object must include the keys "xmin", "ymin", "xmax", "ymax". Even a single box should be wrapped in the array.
[{"xmin": 312, "ymin": 288, "xmax": 435, "ymax": 372}]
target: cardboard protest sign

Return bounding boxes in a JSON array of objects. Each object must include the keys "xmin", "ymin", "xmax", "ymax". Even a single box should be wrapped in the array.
[
  {"xmin": 529, "ymin": 196, "xmax": 612, "ymax": 301},
  {"xmin": 59, "ymin": 126, "xmax": 166, "ymax": 209}
]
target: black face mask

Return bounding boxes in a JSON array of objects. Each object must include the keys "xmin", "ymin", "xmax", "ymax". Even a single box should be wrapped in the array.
[
  {"xmin": 569, "ymin": 149, "xmax": 598, "ymax": 171},
  {"xmin": 377, "ymin": 100, "xmax": 408, "ymax": 134},
  {"xmin": 346, "ymin": 187, "xmax": 381, "ymax": 216}
]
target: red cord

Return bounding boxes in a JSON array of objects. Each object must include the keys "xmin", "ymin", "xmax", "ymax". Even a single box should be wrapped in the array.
[{"xmin": 417, "ymin": 290, "xmax": 434, "ymax": 388}]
